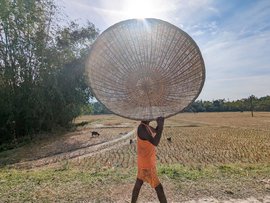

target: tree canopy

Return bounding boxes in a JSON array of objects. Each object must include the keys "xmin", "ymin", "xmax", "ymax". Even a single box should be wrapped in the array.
[
  {"xmin": 0, "ymin": 0, "xmax": 99, "ymax": 147},
  {"xmin": 186, "ymin": 95, "xmax": 270, "ymax": 113}
]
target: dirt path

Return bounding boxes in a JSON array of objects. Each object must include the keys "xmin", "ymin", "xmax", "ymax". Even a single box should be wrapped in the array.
[
  {"xmin": 93, "ymin": 181, "xmax": 270, "ymax": 203},
  {"xmin": 182, "ymin": 196, "xmax": 270, "ymax": 203}
]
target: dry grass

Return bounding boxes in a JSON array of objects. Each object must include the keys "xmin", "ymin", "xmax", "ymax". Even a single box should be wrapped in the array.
[
  {"xmin": 75, "ymin": 112, "xmax": 270, "ymax": 169},
  {"xmin": 0, "ymin": 112, "xmax": 270, "ymax": 202}
]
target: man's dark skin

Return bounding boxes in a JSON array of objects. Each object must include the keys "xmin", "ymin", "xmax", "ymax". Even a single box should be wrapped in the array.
[{"xmin": 131, "ymin": 117, "xmax": 167, "ymax": 203}]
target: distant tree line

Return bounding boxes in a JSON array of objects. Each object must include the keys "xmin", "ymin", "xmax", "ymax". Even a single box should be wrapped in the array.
[
  {"xmin": 81, "ymin": 95, "xmax": 270, "ymax": 117},
  {"xmin": 186, "ymin": 95, "xmax": 270, "ymax": 113},
  {"xmin": 0, "ymin": 0, "xmax": 99, "ymax": 148}
]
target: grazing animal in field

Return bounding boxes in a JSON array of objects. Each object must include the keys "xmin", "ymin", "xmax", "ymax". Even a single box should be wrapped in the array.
[
  {"xmin": 91, "ymin": 131, "xmax": 100, "ymax": 137},
  {"xmin": 167, "ymin": 137, "xmax": 172, "ymax": 142},
  {"xmin": 130, "ymin": 139, "xmax": 133, "ymax": 144}
]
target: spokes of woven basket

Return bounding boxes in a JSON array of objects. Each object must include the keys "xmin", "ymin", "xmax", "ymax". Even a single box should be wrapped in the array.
[{"xmin": 86, "ymin": 18, "xmax": 205, "ymax": 120}]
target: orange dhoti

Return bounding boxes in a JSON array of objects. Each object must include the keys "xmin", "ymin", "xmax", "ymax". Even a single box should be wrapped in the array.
[
  {"xmin": 137, "ymin": 123, "xmax": 160, "ymax": 188},
  {"xmin": 137, "ymin": 167, "xmax": 160, "ymax": 188}
]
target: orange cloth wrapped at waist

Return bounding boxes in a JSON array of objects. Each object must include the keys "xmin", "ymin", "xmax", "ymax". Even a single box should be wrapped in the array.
[{"xmin": 137, "ymin": 167, "xmax": 160, "ymax": 188}]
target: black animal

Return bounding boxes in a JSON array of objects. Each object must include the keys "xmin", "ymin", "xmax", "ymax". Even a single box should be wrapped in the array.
[
  {"xmin": 91, "ymin": 131, "xmax": 100, "ymax": 137},
  {"xmin": 130, "ymin": 139, "xmax": 133, "ymax": 144},
  {"xmin": 167, "ymin": 137, "xmax": 172, "ymax": 142}
]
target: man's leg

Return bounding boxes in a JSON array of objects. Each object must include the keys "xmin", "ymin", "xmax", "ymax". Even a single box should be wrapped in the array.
[
  {"xmin": 155, "ymin": 183, "xmax": 167, "ymax": 203},
  {"xmin": 131, "ymin": 178, "xmax": 143, "ymax": 203}
]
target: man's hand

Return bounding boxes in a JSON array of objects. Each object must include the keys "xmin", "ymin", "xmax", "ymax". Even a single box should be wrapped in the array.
[{"xmin": 156, "ymin": 117, "xmax": 165, "ymax": 129}]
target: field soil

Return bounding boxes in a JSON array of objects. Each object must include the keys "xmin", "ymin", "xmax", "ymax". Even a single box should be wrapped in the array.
[{"xmin": 0, "ymin": 112, "xmax": 270, "ymax": 202}]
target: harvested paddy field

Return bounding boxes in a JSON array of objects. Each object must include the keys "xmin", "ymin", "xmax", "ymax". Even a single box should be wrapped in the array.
[{"xmin": 0, "ymin": 112, "xmax": 270, "ymax": 202}]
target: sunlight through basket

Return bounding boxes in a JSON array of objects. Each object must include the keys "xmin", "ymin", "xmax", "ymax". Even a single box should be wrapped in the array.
[{"xmin": 86, "ymin": 18, "xmax": 205, "ymax": 120}]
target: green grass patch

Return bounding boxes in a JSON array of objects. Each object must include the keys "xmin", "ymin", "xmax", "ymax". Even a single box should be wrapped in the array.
[
  {"xmin": 0, "ymin": 165, "xmax": 135, "ymax": 202},
  {"xmin": 1, "ymin": 163, "xmax": 270, "ymax": 201},
  {"xmin": 158, "ymin": 163, "xmax": 270, "ymax": 181},
  {"xmin": 158, "ymin": 164, "xmax": 211, "ymax": 180}
]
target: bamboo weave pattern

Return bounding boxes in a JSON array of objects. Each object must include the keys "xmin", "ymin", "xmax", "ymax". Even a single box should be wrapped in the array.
[{"xmin": 86, "ymin": 18, "xmax": 205, "ymax": 120}]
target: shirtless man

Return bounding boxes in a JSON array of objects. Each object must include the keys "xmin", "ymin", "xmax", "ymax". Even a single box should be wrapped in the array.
[{"xmin": 131, "ymin": 117, "xmax": 167, "ymax": 203}]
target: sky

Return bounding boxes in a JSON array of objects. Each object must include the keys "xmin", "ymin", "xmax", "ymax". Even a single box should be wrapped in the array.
[{"xmin": 58, "ymin": 0, "xmax": 270, "ymax": 101}]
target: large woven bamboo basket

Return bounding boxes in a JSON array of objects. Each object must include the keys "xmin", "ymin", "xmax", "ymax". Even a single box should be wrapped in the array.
[{"xmin": 86, "ymin": 18, "xmax": 205, "ymax": 120}]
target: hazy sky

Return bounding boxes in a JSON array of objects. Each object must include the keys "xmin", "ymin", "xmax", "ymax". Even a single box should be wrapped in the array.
[{"xmin": 58, "ymin": 0, "xmax": 270, "ymax": 101}]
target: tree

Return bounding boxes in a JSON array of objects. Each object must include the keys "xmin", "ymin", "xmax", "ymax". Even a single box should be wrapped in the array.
[
  {"xmin": 0, "ymin": 0, "xmax": 53, "ymax": 141},
  {"xmin": 187, "ymin": 95, "xmax": 270, "ymax": 113},
  {"xmin": 248, "ymin": 95, "xmax": 256, "ymax": 117},
  {"xmin": 91, "ymin": 102, "xmax": 111, "ymax": 115},
  {"xmin": 0, "ymin": 0, "xmax": 99, "ymax": 146}
]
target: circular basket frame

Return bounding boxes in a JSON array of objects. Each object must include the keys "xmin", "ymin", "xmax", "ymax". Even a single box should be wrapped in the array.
[{"xmin": 86, "ymin": 18, "xmax": 205, "ymax": 121}]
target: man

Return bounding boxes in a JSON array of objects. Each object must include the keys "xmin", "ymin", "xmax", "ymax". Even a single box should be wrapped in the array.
[{"xmin": 131, "ymin": 117, "xmax": 167, "ymax": 203}]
